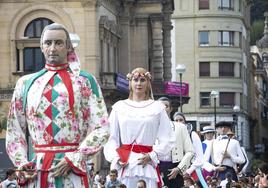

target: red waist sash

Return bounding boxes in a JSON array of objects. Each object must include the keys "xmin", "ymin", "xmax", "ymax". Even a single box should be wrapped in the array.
[
  {"xmin": 34, "ymin": 143, "xmax": 88, "ymax": 188},
  {"xmin": 117, "ymin": 144, "xmax": 162, "ymax": 188}
]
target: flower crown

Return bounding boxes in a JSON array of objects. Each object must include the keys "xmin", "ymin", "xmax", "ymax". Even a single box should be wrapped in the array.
[{"xmin": 126, "ymin": 71, "xmax": 152, "ymax": 81}]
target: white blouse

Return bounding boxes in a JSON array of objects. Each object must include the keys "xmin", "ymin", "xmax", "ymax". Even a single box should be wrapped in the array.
[{"xmin": 104, "ymin": 99, "xmax": 175, "ymax": 188}]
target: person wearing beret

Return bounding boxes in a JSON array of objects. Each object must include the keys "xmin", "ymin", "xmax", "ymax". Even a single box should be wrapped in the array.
[{"xmin": 212, "ymin": 121, "xmax": 245, "ymax": 182}]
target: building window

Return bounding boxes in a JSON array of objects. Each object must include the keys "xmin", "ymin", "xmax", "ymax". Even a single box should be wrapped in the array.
[
  {"xmin": 199, "ymin": 31, "xmax": 209, "ymax": 46},
  {"xmin": 24, "ymin": 18, "xmax": 52, "ymax": 38},
  {"xmin": 218, "ymin": 0, "xmax": 234, "ymax": 10},
  {"xmin": 220, "ymin": 92, "xmax": 235, "ymax": 107},
  {"xmin": 238, "ymin": 0, "xmax": 242, "ymax": 12},
  {"xmin": 199, "ymin": 62, "xmax": 210, "ymax": 76},
  {"xmin": 200, "ymin": 92, "xmax": 211, "ymax": 107},
  {"xmin": 24, "ymin": 48, "xmax": 45, "ymax": 72},
  {"xmin": 219, "ymin": 62, "xmax": 234, "ymax": 77},
  {"xmin": 199, "ymin": 0, "xmax": 209, "ymax": 10},
  {"xmin": 16, "ymin": 18, "xmax": 53, "ymax": 73},
  {"xmin": 218, "ymin": 31, "xmax": 234, "ymax": 46},
  {"xmin": 239, "ymin": 32, "xmax": 242, "ymax": 48}
]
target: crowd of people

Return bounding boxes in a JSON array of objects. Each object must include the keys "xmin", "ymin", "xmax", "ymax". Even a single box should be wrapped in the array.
[{"xmin": 3, "ymin": 22, "xmax": 268, "ymax": 188}]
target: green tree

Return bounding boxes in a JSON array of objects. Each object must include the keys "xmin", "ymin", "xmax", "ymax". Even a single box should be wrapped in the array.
[
  {"xmin": 250, "ymin": 20, "xmax": 264, "ymax": 45},
  {"xmin": 251, "ymin": 0, "xmax": 268, "ymax": 23}
]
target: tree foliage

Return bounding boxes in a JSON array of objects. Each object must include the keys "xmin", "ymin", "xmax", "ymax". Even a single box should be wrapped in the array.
[
  {"xmin": 250, "ymin": 20, "xmax": 264, "ymax": 45},
  {"xmin": 250, "ymin": 0, "xmax": 268, "ymax": 23},
  {"xmin": 250, "ymin": 0, "xmax": 268, "ymax": 45}
]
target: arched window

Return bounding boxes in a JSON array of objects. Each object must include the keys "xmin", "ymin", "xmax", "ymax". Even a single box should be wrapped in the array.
[
  {"xmin": 16, "ymin": 18, "xmax": 53, "ymax": 73},
  {"xmin": 24, "ymin": 18, "xmax": 52, "ymax": 38}
]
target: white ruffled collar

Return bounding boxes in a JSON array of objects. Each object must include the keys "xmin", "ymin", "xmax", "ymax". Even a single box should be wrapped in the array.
[
  {"xmin": 123, "ymin": 99, "xmax": 155, "ymax": 108},
  {"xmin": 112, "ymin": 99, "xmax": 164, "ymax": 118}
]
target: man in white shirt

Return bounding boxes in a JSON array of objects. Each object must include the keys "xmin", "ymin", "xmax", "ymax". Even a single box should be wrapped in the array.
[
  {"xmin": 157, "ymin": 97, "xmax": 194, "ymax": 188},
  {"xmin": 0, "ymin": 168, "xmax": 18, "ymax": 188},
  {"xmin": 212, "ymin": 121, "xmax": 245, "ymax": 182}
]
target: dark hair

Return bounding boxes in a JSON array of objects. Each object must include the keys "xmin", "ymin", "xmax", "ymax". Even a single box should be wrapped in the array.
[
  {"xmin": 117, "ymin": 184, "xmax": 127, "ymax": 188},
  {"xmin": 259, "ymin": 162, "xmax": 268, "ymax": 175},
  {"xmin": 5, "ymin": 168, "xmax": 16, "ymax": 179},
  {"xmin": 40, "ymin": 23, "xmax": 72, "ymax": 49},
  {"xmin": 173, "ymin": 112, "xmax": 186, "ymax": 122},
  {"xmin": 157, "ymin": 97, "xmax": 171, "ymax": 104},
  {"xmin": 137, "ymin": 179, "xmax": 146, "ymax": 188},
  {"xmin": 110, "ymin": 169, "xmax": 118, "ymax": 176}
]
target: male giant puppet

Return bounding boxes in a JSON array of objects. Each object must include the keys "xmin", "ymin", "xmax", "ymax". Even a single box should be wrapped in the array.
[{"xmin": 6, "ymin": 23, "xmax": 109, "ymax": 188}]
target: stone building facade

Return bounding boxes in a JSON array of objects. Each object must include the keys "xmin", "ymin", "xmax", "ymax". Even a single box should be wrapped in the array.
[
  {"xmin": 250, "ymin": 12, "xmax": 268, "ymax": 159},
  {"xmin": 171, "ymin": 0, "xmax": 252, "ymax": 151},
  {"xmin": 0, "ymin": 0, "xmax": 174, "ymax": 172}
]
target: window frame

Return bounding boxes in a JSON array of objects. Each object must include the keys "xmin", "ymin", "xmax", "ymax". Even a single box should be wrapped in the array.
[
  {"xmin": 199, "ymin": 0, "xmax": 210, "ymax": 10},
  {"xmin": 200, "ymin": 92, "xmax": 211, "ymax": 107},
  {"xmin": 219, "ymin": 92, "xmax": 235, "ymax": 107},
  {"xmin": 218, "ymin": 0, "xmax": 234, "ymax": 10},
  {"xmin": 199, "ymin": 62, "xmax": 210, "ymax": 77},
  {"xmin": 15, "ymin": 18, "xmax": 53, "ymax": 74},
  {"xmin": 218, "ymin": 31, "xmax": 234, "ymax": 46},
  {"xmin": 199, "ymin": 31, "xmax": 210, "ymax": 46},
  {"xmin": 219, "ymin": 62, "xmax": 234, "ymax": 77}
]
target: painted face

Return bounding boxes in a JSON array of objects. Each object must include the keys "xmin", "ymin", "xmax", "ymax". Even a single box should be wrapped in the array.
[
  {"xmin": 41, "ymin": 30, "xmax": 69, "ymax": 65},
  {"xmin": 130, "ymin": 74, "xmax": 149, "ymax": 97}
]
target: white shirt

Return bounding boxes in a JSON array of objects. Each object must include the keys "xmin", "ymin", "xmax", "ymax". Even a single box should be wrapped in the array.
[
  {"xmin": 104, "ymin": 99, "xmax": 175, "ymax": 188},
  {"xmin": 158, "ymin": 121, "xmax": 194, "ymax": 173},
  {"xmin": 1, "ymin": 179, "xmax": 18, "ymax": 188},
  {"xmin": 186, "ymin": 131, "xmax": 204, "ymax": 174},
  {"xmin": 212, "ymin": 135, "xmax": 245, "ymax": 167},
  {"xmin": 220, "ymin": 178, "xmax": 235, "ymax": 188}
]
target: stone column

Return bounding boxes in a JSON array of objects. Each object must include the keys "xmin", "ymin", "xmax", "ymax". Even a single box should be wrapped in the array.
[
  {"xmin": 17, "ymin": 43, "xmax": 24, "ymax": 72},
  {"xmin": 162, "ymin": 20, "xmax": 173, "ymax": 81},
  {"xmin": 150, "ymin": 15, "xmax": 163, "ymax": 82}
]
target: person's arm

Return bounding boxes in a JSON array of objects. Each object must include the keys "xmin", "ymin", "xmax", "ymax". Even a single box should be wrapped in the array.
[
  {"xmin": 64, "ymin": 77, "xmax": 110, "ymax": 172},
  {"xmin": 229, "ymin": 140, "xmax": 245, "ymax": 164},
  {"xmin": 186, "ymin": 131, "xmax": 204, "ymax": 175},
  {"xmin": 103, "ymin": 108, "xmax": 122, "ymax": 169},
  {"xmin": 177, "ymin": 125, "xmax": 194, "ymax": 173},
  {"xmin": 6, "ymin": 77, "xmax": 29, "ymax": 168},
  {"xmin": 152, "ymin": 106, "xmax": 176, "ymax": 166}
]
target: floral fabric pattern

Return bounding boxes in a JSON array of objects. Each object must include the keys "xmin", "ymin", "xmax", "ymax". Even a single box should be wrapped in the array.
[{"xmin": 6, "ymin": 70, "xmax": 109, "ymax": 187}]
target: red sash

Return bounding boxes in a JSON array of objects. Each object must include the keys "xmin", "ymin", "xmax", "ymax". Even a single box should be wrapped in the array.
[
  {"xmin": 34, "ymin": 143, "xmax": 89, "ymax": 188},
  {"xmin": 117, "ymin": 144, "xmax": 162, "ymax": 188}
]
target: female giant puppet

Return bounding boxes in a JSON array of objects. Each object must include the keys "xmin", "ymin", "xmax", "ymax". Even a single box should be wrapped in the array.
[{"xmin": 104, "ymin": 68, "xmax": 175, "ymax": 188}]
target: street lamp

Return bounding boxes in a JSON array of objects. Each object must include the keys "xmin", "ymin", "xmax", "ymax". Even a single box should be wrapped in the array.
[
  {"xmin": 210, "ymin": 90, "xmax": 219, "ymax": 125},
  {"xmin": 176, "ymin": 64, "xmax": 186, "ymax": 112},
  {"xmin": 233, "ymin": 105, "xmax": 240, "ymax": 139}
]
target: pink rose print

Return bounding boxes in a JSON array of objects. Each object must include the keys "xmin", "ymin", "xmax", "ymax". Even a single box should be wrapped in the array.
[
  {"xmin": 67, "ymin": 52, "xmax": 78, "ymax": 62},
  {"xmin": 80, "ymin": 146, "xmax": 101, "ymax": 155},
  {"xmin": 71, "ymin": 121, "xmax": 79, "ymax": 132},
  {"xmin": 100, "ymin": 117, "xmax": 109, "ymax": 126},
  {"xmin": 15, "ymin": 99, "xmax": 23, "ymax": 111},
  {"xmin": 19, "ymin": 137, "xmax": 27, "ymax": 146},
  {"xmin": 81, "ymin": 86, "xmax": 92, "ymax": 97},
  {"xmin": 36, "ymin": 118, "xmax": 45, "ymax": 131},
  {"xmin": 58, "ymin": 93, "xmax": 67, "ymax": 105},
  {"xmin": 74, "ymin": 134, "xmax": 81, "ymax": 142},
  {"xmin": 7, "ymin": 142, "xmax": 18, "ymax": 154},
  {"xmin": 82, "ymin": 108, "xmax": 90, "ymax": 120}
]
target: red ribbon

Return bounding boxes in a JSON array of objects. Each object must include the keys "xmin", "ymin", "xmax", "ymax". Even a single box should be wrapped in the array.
[{"xmin": 118, "ymin": 144, "xmax": 162, "ymax": 188}]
